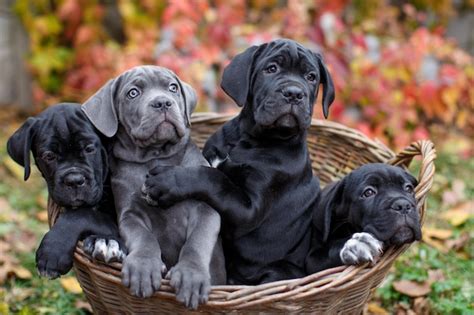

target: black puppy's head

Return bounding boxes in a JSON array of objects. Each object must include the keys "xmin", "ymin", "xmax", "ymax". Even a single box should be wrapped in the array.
[
  {"xmin": 221, "ymin": 39, "xmax": 335, "ymax": 139},
  {"xmin": 7, "ymin": 104, "xmax": 108, "ymax": 208},
  {"xmin": 317, "ymin": 163, "xmax": 421, "ymax": 246}
]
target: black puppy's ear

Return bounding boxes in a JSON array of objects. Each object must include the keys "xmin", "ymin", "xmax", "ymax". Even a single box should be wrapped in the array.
[
  {"xmin": 221, "ymin": 44, "xmax": 264, "ymax": 107},
  {"xmin": 7, "ymin": 117, "xmax": 37, "ymax": 181},
  {"xmin": 176, "ymin": 78, "xmax": 197, "ymax": 127},
  {"xmin": 314, "ymin": 53, "xmax": 335, "ymax": 119},
  {"xmin": 82, "ymin": 79, "xmax": 119, "ymax": 137},
  {"xmin": 314, "ymin": 179, "xmax": 346, "ymax": 243},
  {"xmin": 100, "ymin": 147, "xmax": 109, "ymax": 183}
]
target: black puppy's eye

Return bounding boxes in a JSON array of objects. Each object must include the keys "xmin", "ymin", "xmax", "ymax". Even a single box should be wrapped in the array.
[
  {"xmin": 127, "ymin": 88, "xmax": 140, "ymax": 99},
  {"xmin": 169, "ymin": 83, "xmax": 178, "ymax": 93},
  {"xmin": 84, "ymin": 144, "xmax": 96, "ymax": 154},
  {"xmin": 42, "ymin": 151, "xmax": 56, "ymax": 162},
  {"xmin": 362, "ymin": 188, "xmax": 376, "ymax": 198},
  {"xmin": 306, "ymin": 73, "xmax": 317, "ymax": 82},
  {"xmin": 404, "ymin": 184, "xmax": 414, "ymax": 193},
  {"xmin": 264, "ymin": 64, "xmax": 278, "ymax": 74}
]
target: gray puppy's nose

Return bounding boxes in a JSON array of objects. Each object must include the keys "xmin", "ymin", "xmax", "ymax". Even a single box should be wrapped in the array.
[
  {"xmin": 64, "ymin": 172, "xmax": 86, "ymax": 187},
  {"xmin": 282, "ymin": 86, "xmax": 304, "ymax": 101},
  {"xmin": 391, "ymin": 199, "xmax": 414, "ymax": 214},
  {"xmin": 150, "ymin": 97, "xmax": 173, "ymax": 110}
]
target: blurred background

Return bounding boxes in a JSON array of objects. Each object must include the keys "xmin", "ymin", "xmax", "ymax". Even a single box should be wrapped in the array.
[{"xmin": 0, "ymin": 1, "xmax": 472, "ymax": 314}]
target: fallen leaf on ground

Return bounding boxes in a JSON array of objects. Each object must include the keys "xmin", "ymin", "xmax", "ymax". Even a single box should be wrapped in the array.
[
  {"xmin": 445, "ymin": 232, "xmax": 470, "ymax": 251},
  {"xmin": 36, "ymin": 210, "xmax": 49, "ymax": 223},
  {"xmin": 422, "ymin": 234, "xmax": 448, "ymax": 253},
  {"xmin": 422, "ymin": 227, "xmax": 452, "ymax": 240},
  {"xmin": 60, "ymin": 276, "xmax": 83, "ymax": 294},
  {"xmin": 393, "ymin": 279, "xmax": 431, "ymax": 297},
  {"xmin": 441, "ymin": 201, "xmax": 473, "ymax": 226},
  {"xmin": 413, "ymin": 297, "xmax": 430, "ymax": 315},
  {"xmin": 10, "ymin": 266, "xmax": 32, "ymax": 279},
  {"xmin": 367, "ymin": 302, "xmax": 389, "ymax": 315},
  {"xmin": 427, "ymin": 269, "xmax": 445, "ymax": 284}
]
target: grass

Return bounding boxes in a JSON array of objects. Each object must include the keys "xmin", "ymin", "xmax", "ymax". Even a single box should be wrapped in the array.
[{"xmin": 0, "ymin": 117, "xmax": 472, "ymax": 314}]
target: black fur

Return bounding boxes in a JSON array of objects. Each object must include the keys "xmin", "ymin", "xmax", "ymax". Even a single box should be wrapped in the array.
[
  {"xmin": 305, "ymin": 163, "xmax": 422, "ymax": 274},
  {"xmin": 7, "ymin": 103, "xmax": 120, "ymax": 278},
  {"xmin": 143, "ymin": 39, "xmax": 335, "ymax": 284}
]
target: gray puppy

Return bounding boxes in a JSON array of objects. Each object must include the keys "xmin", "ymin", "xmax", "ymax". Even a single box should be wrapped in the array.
[{"xmin": 81, "ymin": 66, "xmax": 225, "ymax": 309}]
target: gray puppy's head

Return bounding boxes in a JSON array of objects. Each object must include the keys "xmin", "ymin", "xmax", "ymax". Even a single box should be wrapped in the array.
[
  {"xmin": 315, "ymin": 163, "xmax": 422, "ymax": 246},
  {"xmin": 221, "ymin": 39, "xmax": 335, "ymax": 139},
  {"xmin": 82, "ymin": 65, "xmax": 197, "ymax": 148}
]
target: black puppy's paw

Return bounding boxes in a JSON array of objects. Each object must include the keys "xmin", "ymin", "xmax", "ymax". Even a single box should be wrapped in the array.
[
  {"xmin": 122, "ymin": 252, "xmax": 167, "ymax": 298},
  {"xmin": 36, "ymin": 234, "xmax": 74, "ymax": 279},
  {"xmin": 83, "ymin": 235, "xmax": 127, "ymax": 263},
  {"xmin": 141, "ymin": 166, "xmax": 182, "ymax": 208},
  {"xmin": 166, "ymin": 262, "xmax": 211, "ymax": 310},
  {"xmin": 340, "ymin": 232, "xmax": 383, "ymax": 265}
]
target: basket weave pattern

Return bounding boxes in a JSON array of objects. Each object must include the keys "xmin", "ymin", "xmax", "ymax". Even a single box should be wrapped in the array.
[{"xmin": 48, "ymin": 113, "xmax": 436, "ymax": 314}]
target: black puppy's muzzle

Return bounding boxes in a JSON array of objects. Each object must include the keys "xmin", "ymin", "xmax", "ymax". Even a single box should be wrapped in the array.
[
  {"xmin": 63, "ymin": 171, "xmax": 86, "ymax": 188},
  {"xmin": 281, "ymin": 85, "xmax": 305, "ymax": 104},
  {"xmin": 390, "ymin": 198, "xmax": 415, "ymax": 215}
]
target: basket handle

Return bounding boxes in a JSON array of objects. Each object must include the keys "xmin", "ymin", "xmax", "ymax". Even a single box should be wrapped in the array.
[{"xmin": 388, "ymin": 140, "xmax": 436, "ymax": 221}]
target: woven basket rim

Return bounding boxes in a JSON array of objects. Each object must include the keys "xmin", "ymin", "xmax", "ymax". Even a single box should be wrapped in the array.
[{"xmin": 47, "ymin": 112, "xmax": 436, "ymax": 311}]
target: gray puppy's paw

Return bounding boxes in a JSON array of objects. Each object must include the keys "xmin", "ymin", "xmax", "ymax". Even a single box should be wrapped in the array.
[
  {"xmin": 166, "ymin": 262, "xmax": 211, "ymax": 310},
  {"xmin": 340, "ymin": 232, "xmax": 384, "ymax": 265},
  {"xmin": 121, "ymin": 252, "xmax": 166, "ymax": 298},
  {"xmin": 83, "ymin": 236, "xmax": 126, "ymax": 263}
]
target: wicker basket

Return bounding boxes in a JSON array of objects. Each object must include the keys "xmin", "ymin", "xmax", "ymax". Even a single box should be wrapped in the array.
[{"xmin": 47, "ymin": 113, "xmax": 436, "ymax": 314}]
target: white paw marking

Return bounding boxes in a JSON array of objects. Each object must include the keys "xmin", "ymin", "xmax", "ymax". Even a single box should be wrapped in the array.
[
  {"xmin": 209, "ymin": 155, "xmax": 227, "ymax": 168},
  {"xmin": 92, "ymin": 239, "xmax": 125, "ymax": 263},
  {"xmin": 340, "ymin": 232, "xmax": 383, "ymax": 265}
]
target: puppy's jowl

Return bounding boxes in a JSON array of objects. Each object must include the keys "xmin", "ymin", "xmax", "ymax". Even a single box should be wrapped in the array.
[
  {"xmin": 143, "ymin": 39, "xmax": 335, "ymax": 284},
  {"xmin": 82, "ymin": 65, "xmax": 225, "ymax": 309},
  {"xmin": 305, "ymin": 163, "xmax": 422, "ymax": 274},
  {"xmin": 7, "ymin": 104, "xmax": 121, "ymax": 279}
]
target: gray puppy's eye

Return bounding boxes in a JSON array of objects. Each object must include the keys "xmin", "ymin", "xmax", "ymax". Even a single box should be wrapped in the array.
[
  {"xmin": 42, "ymin": 151, "xmax": 56, "ymax": 162},
  {"xmin": 84, "ymin": 144, "xmax": 96, "ymax": 154},
  {"xmin": 362, "ymin": 187, "xmax": 376, "ymax": 198},
  {"xmin": 404, "ymin": 184, "xmax": 414, "ymax": 193},
  {"xmin": 264, "ymin": 64, "xmax": 278, "ymax": 74},
  {"xmin": 127, "ymin": 88, "xmax": 140, "ymax": 99},
  {"xmin": 169, "ymin": 83, "xmax": 178, "ymax": 93}
]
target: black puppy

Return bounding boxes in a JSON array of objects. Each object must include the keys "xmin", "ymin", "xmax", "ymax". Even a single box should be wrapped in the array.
[
  {"xmin": 7, "ymin": 103, "xmax": 123, "ymax": 278},
  {"xmin": 305, "ymin": 163, "xmax": 422, "ymax": 274},
  {"xmin": 142, "ymin": 39, "xmax": 335, "ymax": 284}
]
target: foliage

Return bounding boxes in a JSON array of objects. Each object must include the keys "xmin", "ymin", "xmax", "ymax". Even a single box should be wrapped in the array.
[{"xmin": 13, "ymin": 0, "xmax": 474, "ymax": 149}]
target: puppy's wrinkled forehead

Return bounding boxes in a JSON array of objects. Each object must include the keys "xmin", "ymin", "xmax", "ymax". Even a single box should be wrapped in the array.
[
  {"xmin": 255, "ymin": 40, "xmax": 318, "ymax": 70},
  {"xmin": 349, "ymin": 164, "xmax": 416, "ymax": 188},
  {"xmin": 38, "ymin": 107, "xmax": 97, "ymax": 146},
  {"xmin": 118, "ymin": 66, "xmax": 177, "ymax": 92}
]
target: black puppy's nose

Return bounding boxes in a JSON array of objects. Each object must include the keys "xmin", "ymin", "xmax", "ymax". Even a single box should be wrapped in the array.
[
  {"xmin": 282, "ymin": 86, "xmax": 304, "ymax": 101},
  {"xmin": 391, "ymin": 199, "xmax": 414, "ymax": 214},
  {"xmin": 150, "ymin": 98, "xmax": 173, "ymax": 110},
  {"xmin": 63, "ymin": 172, "xmax": 86, "ymax": 187}
]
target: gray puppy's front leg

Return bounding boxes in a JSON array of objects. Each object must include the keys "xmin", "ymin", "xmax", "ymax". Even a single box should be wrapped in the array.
[
  {"xmin": 120, "ymin": 209, "xmax": 166, "ymax": 298},
  {"xmin": 166, "ymin": 202, "xmax": 221, "ymax": 310}
]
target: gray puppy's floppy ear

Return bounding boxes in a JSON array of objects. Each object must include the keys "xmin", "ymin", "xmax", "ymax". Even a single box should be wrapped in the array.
[
  {"xmin": 313, "ymin": 179, "xmax": 346, "ymax": 243},
  {"xmin": 314, "ymin": 53, "xmax": 335, "ymax": 119},
  {"xmin": 82, "ymin": 79, "xmax": 119, "ymax": 137},
  {"xmin": 221, "ymin": 44, "xmax": 265, "ymax": 107},
  {"xmin": 176, "ymin": 79, "xmax": 197, "ymax": 127},
  {"xmin": 7, "ymin": 117, "xmax": 37, "ymax": 181}
]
